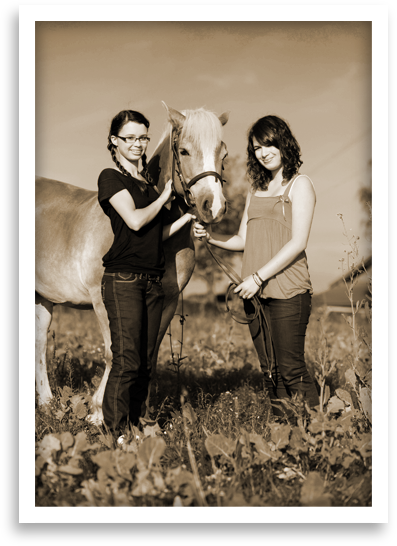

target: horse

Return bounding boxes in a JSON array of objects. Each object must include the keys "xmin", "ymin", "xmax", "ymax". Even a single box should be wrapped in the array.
[{"xmin": 35, "ymin": 103, "xmax": 229, "ymax": 424}]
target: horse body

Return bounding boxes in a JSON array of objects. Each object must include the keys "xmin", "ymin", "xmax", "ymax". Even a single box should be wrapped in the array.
[
  {"xmin": 35, "ymin": 105, "xmax": 228, "ymax": 423},
  {"xmin": 36, "ymin": 178, "xmax": 113, "ymax": 304},
  {"xmin": 35, "ymin": 178, "xmax": 116, "ymax": 410}
]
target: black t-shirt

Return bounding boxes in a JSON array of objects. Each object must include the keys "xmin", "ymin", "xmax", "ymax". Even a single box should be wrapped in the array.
[{"xmin": 98, "ymin": 168, "xmax": 165, "ymax": 275}]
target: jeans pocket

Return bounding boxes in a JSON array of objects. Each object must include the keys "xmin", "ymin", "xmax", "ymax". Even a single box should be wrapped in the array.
[{"xmin": 147, "ymin": 280, "xmax": 164, "ymax": 296}]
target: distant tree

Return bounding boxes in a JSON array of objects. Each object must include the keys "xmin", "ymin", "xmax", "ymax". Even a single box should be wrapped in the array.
[
  {"xmin": 359, "ymin": 159, "xmax": 372, "ymax": 243},
  {"xmin": 217, "ymin": 155, "xmax": 248, "ymax": 235}
]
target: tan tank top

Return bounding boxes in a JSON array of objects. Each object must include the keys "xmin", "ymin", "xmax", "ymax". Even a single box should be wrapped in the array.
[{"xmin": 241, "ymin": 174, "xmax": 313, "ymax": 299}]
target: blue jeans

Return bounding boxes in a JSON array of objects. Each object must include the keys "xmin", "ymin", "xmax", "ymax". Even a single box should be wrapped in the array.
[
  {"xmin": 101, "ymin": 272, "xmax": 165, "ymax": 433},
  {"xmin": 244, "ymin": 292, "xmax": 319, "ymax": 417}
]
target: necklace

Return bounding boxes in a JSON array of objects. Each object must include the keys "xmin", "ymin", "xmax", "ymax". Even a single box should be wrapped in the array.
[{"xmin": 273, "ymin": 171, "xmax": 287, "ymax": 185}]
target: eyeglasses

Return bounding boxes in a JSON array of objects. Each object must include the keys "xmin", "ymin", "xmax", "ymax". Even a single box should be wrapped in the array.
[{"xmin": 117, "ymin": 135, "xmax": 150, "ymax": 144}]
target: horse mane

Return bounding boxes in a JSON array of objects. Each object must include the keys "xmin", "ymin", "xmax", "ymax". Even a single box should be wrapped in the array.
[
  {"xmin": 180, "ymin": 108, "xmax": 223, "ymax": 154},
  {"xmin": 152, "ymin": 107, "xmax": 222, "ymax": 157}
]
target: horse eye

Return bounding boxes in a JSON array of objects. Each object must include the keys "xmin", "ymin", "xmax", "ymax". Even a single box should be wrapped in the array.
[{"xmin": 180, "ymin": 149, "xmax": 190, "ymax": 156}]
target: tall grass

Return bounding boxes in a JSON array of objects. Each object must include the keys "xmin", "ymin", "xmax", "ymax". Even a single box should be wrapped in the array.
[{"xmin": 35, "ymin": 221, "xmax": 372, "ymax": 507}]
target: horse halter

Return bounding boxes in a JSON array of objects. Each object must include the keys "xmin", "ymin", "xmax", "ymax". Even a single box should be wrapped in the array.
[{"xmin": 171, "ymin": 128, "xmax": 224, "ymax": 208}]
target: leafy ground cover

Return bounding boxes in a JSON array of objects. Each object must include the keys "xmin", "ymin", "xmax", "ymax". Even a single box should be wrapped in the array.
[{"xmin": 35, "ymin": 296, "xmax": 372, "ymax": 507}]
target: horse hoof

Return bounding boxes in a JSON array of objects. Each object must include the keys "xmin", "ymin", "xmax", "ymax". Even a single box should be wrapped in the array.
[
  {"xmin": 86, "ymin": 410, "xmax": 103, "ymax": 425},
  {"xmin": 37, "ymin": 392, "xmax": 53, "ymax": 406}
]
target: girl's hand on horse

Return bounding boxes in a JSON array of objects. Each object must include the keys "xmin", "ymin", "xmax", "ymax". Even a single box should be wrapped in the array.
[
  {"xmin": 183, "ymin": 212, "xmax": 196, "ymax": 224},
  {"xmin": 161, "ymin": 179, "xmax": 175, "ymax": 205},
  {"xmin": 234, "ymin": 275, "xmax": 260, "ymax": 299},
  {"xmin": 193, "ymin": 222, "xmax": 212, "ymax": 241}
]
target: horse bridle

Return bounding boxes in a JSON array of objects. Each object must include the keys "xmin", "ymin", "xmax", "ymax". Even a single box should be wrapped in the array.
[{"xmin": 171, "ymin": 128, "xmax": 224, "ymax": 208}]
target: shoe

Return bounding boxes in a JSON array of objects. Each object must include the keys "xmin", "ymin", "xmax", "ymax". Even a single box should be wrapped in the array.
[{"xmin": 117, "ymin": 434, "xmax": 126, "ymax": 446}]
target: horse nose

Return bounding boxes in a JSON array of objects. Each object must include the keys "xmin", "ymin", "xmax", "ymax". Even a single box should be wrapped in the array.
[
  {"xmin": 203, "ymin": 199, "xmax": 211, "ymax": 213},
  {"xmin": 213, "ymin": 200, "xmax": 227, "ymax": 223}
]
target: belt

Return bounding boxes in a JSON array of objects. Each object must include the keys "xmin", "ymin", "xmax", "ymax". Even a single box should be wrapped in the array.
[
  {"xmin": 137, "ymin": 273, "xmax": 162, "ymax": 282},
  {"xmin": 103, "ymin": 272, "xmax": 162, "ymax": 282}
]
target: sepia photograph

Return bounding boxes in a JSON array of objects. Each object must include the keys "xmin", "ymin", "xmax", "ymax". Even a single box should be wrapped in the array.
[{"xmin": 17, "ymin": 2, "xmax": 389, "ymax": 529}]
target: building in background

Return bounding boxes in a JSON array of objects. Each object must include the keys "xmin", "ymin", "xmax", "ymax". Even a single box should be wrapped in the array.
[{"xmin": 313, "ymin": 256, "xmax": 371, "ymax": 313}]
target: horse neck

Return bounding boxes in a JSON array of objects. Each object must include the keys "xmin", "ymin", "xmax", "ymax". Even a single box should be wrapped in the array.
[
  {"xmin": 147, "ymin": 128, "xmax": 188, "ymax": 219},
  {"xmin": 148, "ymin": 128, "xmax": 173, "ymax": 194}
]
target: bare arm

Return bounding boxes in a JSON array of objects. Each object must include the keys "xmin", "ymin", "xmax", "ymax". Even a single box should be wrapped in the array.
[
  {"xmin": 192, "ymin": 191, "xmax": 253, "ymax": 252},
  {"xmin": 109, "ymin": 180, "xmax": 173, "ymax": 231},
  {"xmin": 235, "ymin": 176, "xmax": 316, "ymax": 298},
  {"xmin": 162, "ymin": 212, "xmax": 196, "ymax": 241}
]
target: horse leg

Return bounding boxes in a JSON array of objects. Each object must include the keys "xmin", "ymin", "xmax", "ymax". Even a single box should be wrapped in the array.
[
  {"xmin": 87, "ymin": 286, "xmax": 112, "ymax": 425},
  {"xmin": 35, "ymin": 293, "xmax": 54, "ymax": 405},
  {"xmin": 144, "ymin": 293, "xmax": 180, "ymax": 419}
]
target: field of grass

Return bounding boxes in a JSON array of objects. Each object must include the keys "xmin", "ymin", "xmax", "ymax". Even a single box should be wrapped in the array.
[{"xmin": 35, "ymin": 294, "xmax": 372, "ymax": 508}]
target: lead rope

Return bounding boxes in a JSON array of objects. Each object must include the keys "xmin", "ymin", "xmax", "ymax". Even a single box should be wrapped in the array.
[
  {"xmin": 167, "ymin": 129, "xmax": 274, "ymax": 381},
  {"xmin": 203, "ymin": 239, "xmax": 276, "ymax": 386}
]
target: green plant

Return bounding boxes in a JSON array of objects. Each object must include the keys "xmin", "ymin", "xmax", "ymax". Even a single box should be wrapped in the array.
[
  {"xmin": 35, "ymin": 383, "xmax": 96, "ymax": 446},
  {"xmin": 314, "ymin": 318, "xmax": 337, "ymax": 413},
  {"xmin": 36, "ymin": 256, "xmax": 373, "ymax": 507},
  {"xmin": 336, "ymin": 213, "xmax": 372, "ymax": 426}
]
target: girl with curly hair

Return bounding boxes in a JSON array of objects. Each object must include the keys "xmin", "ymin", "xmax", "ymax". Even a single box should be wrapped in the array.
[{"xmin": 193, "ymin": 115, "xmax": 318, "ymax": 418}]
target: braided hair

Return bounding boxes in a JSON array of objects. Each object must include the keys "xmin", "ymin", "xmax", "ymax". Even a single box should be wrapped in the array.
[
  {"xmin": 247, "ymin": 115, "xmax": 303, "ymax": 192},
  {"xmin": 107, "ymin": 110, "xmax": 154, "ymax": 193}
]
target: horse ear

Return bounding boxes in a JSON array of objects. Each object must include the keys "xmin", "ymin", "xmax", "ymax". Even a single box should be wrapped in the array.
[
  {"xmin": 218, "ymin": 112, "xmax": 230, "ymax": 126},
  {"xmin": 162, "ymin": 101, "xmax": 186, "ymax": 129}
]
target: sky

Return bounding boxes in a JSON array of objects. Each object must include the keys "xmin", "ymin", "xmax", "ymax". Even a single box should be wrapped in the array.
[{"xmin": 35, "ymin": 20, "xmax": 372, "ymax": 293}]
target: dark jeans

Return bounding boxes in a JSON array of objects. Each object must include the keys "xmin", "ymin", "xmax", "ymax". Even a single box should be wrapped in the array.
[
  {"xmin": 101, "ymin": 272, "xmax": 165, "ymax": 433},
  {"xmin": 244, "ymin": 291, "xmax": 319, "ymax": 417}
]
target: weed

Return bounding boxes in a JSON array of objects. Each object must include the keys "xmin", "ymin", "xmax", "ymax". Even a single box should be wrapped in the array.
[
  {"xmin": 35, "ymin": 220, "xmax": 372, "ymax": 507},
  {"xmin": 336, "ymin": 214, "xmax": 372, "ymax": 426}
]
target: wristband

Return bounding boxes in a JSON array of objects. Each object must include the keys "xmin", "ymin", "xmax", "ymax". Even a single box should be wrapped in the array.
[{"xmin": 252, "ymin": 273, "xmax": 262, "ymax": 287}]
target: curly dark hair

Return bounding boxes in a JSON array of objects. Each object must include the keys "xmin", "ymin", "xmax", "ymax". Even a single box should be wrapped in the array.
[
  {"xmin": 247, "ymin": 115, "xmax": 303, "ymax": 191},
  {"xmin": 107, "ymin": 109, "xmax": 154, "ymax": 193}
]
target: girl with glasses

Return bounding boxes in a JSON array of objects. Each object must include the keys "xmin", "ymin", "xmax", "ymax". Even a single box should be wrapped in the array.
[
  {"xmin": 193, "ymin": 115, "xmax": 319, "ymax": 420},
  {"xmin": 97, "ymin": 110, "xmax": 195, "ymax": 438}
]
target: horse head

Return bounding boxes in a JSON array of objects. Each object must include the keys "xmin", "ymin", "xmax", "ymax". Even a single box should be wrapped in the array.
[{"xmin": 148, "ymin": 103, "xmax": 229, "ymax": 224}]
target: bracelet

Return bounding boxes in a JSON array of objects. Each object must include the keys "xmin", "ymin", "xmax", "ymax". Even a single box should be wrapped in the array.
[
  {"xmin": 252, "ymin": 273, "xmax": 262, "ymax": 287},
  {"xmin": 255, "ymin": 270, "xmax": 265, "ymax": 283}
]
